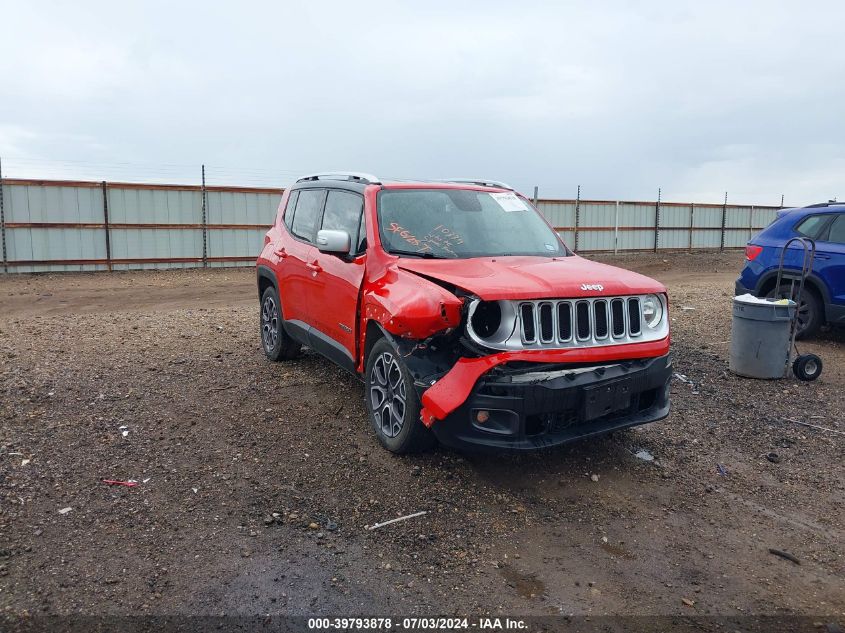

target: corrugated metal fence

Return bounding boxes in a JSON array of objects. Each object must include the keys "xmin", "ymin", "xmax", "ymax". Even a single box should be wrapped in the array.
[{"xmin": 0, "ymin": 178, "xmax": 781, "ymax": 273}]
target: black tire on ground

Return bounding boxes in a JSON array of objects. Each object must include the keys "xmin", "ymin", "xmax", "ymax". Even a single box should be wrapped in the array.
[
  {"xmin": 793, "ymin": 353, "xmax": 823, "ymax": 381},
  {"xmin": 260, "ymin": 286, "xmax": 302, "ymax": 361},
  {"xmin": 364, "ymin": 337, "xmax": 436, "ymax": 454},
  {"xmin": 766, "ymin": 284, "xmax": 823, "ymax": 340}
]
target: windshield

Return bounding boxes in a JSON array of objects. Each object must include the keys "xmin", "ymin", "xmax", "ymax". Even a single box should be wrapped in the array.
[{"xmin": 377, "ymin": 189, "xmax": 569, "ymax": 258}]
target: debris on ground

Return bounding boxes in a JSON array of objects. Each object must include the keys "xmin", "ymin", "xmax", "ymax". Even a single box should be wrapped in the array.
[
  {"xmin": 784, "ymin": 418, "xmax": 845, "ymax": 436},
  {"xmin": 57, "ymin": 507, "xmax": 72, "ymax": 515},
  {"xmin": 102, "ymin": 479, "xmax": 138, "ymax": 487},
  {"xmin": 634, "ymin": 449, "xmax": 654, "ymax": 462},
  {"xmin": 367, "ymin": 511, "xmax": 428, "ymax": 531},
  {"xmin": 768, "ymin": 548, "xmax": 801, "ymax": 565}
]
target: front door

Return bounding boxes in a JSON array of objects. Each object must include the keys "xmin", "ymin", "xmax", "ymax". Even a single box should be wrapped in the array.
[
  {"xmin": 814, "ymin": 213, "xmax": 845, "ymax": 307},
  {"xmin": 306, "ymin": 189, "xmax": 366, "ymax": 372}
]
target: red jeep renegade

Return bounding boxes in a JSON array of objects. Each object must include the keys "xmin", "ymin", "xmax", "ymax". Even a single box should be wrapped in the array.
[{"xmin": 256, "ymin": 173, "xmax": 671, "ymax": 453}]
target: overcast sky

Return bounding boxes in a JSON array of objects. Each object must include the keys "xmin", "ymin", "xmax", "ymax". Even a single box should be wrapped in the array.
[{"xmin": 1, "ymin": 1, "xmax": 843, "ymax": 204}]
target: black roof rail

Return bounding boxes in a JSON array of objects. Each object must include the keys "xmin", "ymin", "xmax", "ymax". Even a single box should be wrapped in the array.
[{"xmin": 805, "ymin": 201, "xmax": 841, "ymax": 208}]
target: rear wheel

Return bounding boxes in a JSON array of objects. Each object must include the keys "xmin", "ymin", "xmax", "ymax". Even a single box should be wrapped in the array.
[
  {"xmin": 766, "ymin": 284, "xmax": 823, "ymax": 340},
  {"xmin": 260, "ymin": 286, "xmax": 302, "ymax": 361},
  {"xmin": 365, "ymin": 338, "xmax": 435, "ymax": 454}
]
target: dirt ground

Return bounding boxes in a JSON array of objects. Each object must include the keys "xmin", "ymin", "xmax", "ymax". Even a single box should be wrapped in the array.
[{"xmin": 0, "ymin": 252, "xmax": 843, "ymax": 623}]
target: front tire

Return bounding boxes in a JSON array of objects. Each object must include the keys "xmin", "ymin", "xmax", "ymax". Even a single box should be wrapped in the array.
[
  {"xmin": 260, "ymin": 286, "xmax": 302, "ymax": 361},
  {"xmin": 365, "ymin": 338, "xmax": 435, "ymax": 454}
]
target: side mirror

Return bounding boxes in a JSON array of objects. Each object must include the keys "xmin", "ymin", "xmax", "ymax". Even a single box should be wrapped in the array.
[{"xmin": 316, "ymin": 229, "xmax": 351, "ymax": 255}]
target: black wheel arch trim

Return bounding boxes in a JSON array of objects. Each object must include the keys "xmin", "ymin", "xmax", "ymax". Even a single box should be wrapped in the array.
[{"xmin": 257, "ymin": 265, "xmax": 278, "ymax": 299}]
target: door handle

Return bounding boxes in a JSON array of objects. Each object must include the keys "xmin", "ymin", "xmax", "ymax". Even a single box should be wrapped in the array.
[
  {"xmin": 814, "ymin": 254, "xmax": 830, "ymax": 260},
  {"xmin": 274, "ymin": 247, "xmax": 287, "ymax": 259},
  {"xmin": 306, "ymin": 261, "xmax": 323, "ymax": 273}
]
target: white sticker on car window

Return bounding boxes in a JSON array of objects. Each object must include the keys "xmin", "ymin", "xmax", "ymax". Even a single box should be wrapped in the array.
[{"xmin": 490, "ymin": 192, "xmax": 528, "ymax": 212}]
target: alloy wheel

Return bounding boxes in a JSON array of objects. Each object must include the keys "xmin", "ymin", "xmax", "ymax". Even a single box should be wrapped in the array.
[
  {"xmin": 261, "ymin": 296, "xmax": 279, "ymax": 351},
  {"xmin": 369, "ymin": 351, "xmax": 407, "ymax": 438}
]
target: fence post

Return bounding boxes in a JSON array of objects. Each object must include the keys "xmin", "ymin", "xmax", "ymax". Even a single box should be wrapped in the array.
[
  {"xmin": 653, "ymin": 188, "xmax": 661, "ymax": 253},
  {"xmin": 574, "ymin": 185, "xmax": 581, "ymax": 252},
  {"xmin": 614, "ymin": 200, "xmax": 620, "ymax": 254},
  {"xmin": 688, "ymin": 203, "xmax": 695, "ymax": 252},
  {"xmin": 720, "ymin": 191, "xmax": 728, "ymax": 252},
  {"xmin": 532, "ymin": 185, "xmax": 538, "ymax": 207},
  {"xmin": 201, "ymin": 164, "xmax": 208, "ymax": 267},
  {"xmin": 0, "ymin": 156, "xmax": 7, "ymax": 274},
  {"xmin": 749, "ymin": 204, "xmax": 754, "ymax": 242},
  {"xmin": 101, "ymin": 181, "xmax": 112, "ymax": 272},
  {"xmin": 780, "ymin": 194, "xmax": 784, "ymax": 209}
]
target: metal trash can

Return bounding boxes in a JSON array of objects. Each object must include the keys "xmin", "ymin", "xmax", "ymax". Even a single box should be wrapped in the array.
[{"xmin": 729, "ymin": 294, "xmax": 796, "ymax": 379}]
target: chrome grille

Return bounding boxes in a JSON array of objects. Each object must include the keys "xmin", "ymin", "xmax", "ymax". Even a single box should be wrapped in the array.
[
  {"xmin": 519, "ymin": 297, "xmax": 643, "ymax": 347},
  {"xmin": 465, "ymin": 294, "xmax": 667, "ymax": 352}
]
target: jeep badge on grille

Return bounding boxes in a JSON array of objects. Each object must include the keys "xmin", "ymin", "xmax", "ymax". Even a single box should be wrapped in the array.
[{"xmin": 580, "ymin": 283, "xmax": 604, "ymax": 291}]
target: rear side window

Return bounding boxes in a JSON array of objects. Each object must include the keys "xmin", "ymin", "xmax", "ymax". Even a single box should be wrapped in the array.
[
  {"xmin": 291, "ymin": 189, "xmax": 326, "ymax": 242},
  {"xmin": 795, "ymin": 214, "xmax": 829, "ymax": 239},
  {"xmin": 825, "ymin": 214, "xmax": 845, "ymax": 244},
  {"xmin": 283, "ymin": 191, "xmax": 299, "ymax": 230},
  {"xmin": 321, "ymin": 191, "xmax": 364, "ymax": 251}
]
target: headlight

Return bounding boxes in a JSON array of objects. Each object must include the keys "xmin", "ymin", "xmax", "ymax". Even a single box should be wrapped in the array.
[
  {"xmin": 642, "ymin": 294, "xmax": 664, "ymax": 329},
  {"xmin": 466, "ymin": 299, "xmax": 517, "ymax": 346}
]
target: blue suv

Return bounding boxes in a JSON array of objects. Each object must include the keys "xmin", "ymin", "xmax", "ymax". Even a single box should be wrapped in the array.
[{"xmin": 735, "ymin": 202, "xmax": 845, "ymax": 339}]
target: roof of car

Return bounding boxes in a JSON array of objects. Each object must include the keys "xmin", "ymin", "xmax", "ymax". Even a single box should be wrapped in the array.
[
  {"xmin": 289, "ymin": 172, "xmax": 514, "ymax": 193},
  {"xmin": 802, "ymin": 201, "xmax": 845, "ymax": 211}
]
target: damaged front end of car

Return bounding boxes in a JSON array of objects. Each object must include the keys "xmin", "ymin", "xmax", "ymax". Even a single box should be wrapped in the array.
[{"xmin": 370, "ymin": 279, "xmax": 673, "ymax": 451}]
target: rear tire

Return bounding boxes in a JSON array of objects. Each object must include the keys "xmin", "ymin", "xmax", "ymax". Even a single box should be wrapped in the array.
[
  {"xmin": 365, "ymin": 338, "xmax": 436, "ymax": 454},
  {"xmin": 260, "ymin": 286, "xmax": 302, "ymax": 361},
  {"xmin": 766, "ymin": 284, "xmax": 823, "ymax": 340}
]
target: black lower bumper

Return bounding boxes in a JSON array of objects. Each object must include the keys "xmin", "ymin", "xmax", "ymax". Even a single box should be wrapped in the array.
[
  {"xmin": 430, "ymin": 354, "xmax": 672, "ymax": 451},
  {"xmin": 735, "ymin": 281, "xmax": 753, "ymax": 296}
]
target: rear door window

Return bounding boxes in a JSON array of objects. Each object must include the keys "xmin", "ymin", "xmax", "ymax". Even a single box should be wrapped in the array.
[
  {"xmin": 283, "ymin": 191, "xmax": 299, "ymax": 230},
  {"xmin": 291, "ymin": 189, "xmax": 326, "ymax": 242},
  {"xmin": 795, "ymin": 214, "xmax": 830, "ymax": 239}
]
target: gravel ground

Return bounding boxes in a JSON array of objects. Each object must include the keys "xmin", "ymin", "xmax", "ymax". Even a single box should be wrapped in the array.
[{"xmin": 0, "ymin": 252, "xmax": 842, "ymax": 621}]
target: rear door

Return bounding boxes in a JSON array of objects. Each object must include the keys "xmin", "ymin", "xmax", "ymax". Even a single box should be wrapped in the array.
[
  {"xmin": 814, "ymin": 213, "xmax": 845, "ymax": 306},
  {"xmin": 277, "ymin": 188, "xmax": 326, "ymax": 332},
  {"xmin": 305, "ymin": 189, "xmax": 366, "ymax": 372}
]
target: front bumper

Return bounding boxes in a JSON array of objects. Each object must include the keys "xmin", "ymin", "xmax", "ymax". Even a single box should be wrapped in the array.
[{"xmin": 427, "ymin": 354, "xmax": 672, "ymax": 451}]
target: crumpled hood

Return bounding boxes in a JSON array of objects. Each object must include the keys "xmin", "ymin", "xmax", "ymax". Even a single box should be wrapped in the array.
[{"xmin": 397, "ymin": 255, "xmax": 666, "ymax": 301}]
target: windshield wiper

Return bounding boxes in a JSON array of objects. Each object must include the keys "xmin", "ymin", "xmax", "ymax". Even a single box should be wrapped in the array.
[{"xmin": 388, "ymin": 249, "xmax": 444, "ymax": 259}]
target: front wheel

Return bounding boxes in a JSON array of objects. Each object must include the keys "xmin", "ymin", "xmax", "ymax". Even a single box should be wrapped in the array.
[{"xmin": 364, "ymin": 338, "xmax": 435, "ymax": 454}]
